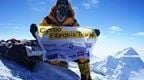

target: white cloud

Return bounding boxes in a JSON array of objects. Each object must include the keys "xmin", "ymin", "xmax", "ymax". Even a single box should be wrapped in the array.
[
  {"xmin": 82, "ymin": 0, "xmax": 99, "ymax": 9},
  {"xmin": 0, "ymin": 23, "xmax": 31, "ymax": 40},
  {"xmin": 31, "ymin": 7, "xmax": 46, "ymax": 12},
  {"xmin": 133, "ymin": 32, "xmax": 144, "ymax": 37},
  {"xmin": 109, "ymin": 26, "xmax": 122, "ymax": 33},
  {"xmin": 27, "ymin": 0, "xmax": 55, "ymax": 12},
  {"xmin": 0, "ymin": 23, "xmax": 25, "ymax": 30},
  {"xmin": 91, "ymin": 34, "xmax": 123, "ymax": 58},
  {"xmin": 99, "ymin": 35, "xmax": 107, "ymax": 40},
  {"xmin": 73, "ymin": 6, "xmax": 79, "ymax": 11}
]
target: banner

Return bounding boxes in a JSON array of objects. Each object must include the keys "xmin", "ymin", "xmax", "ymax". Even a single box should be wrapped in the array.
[{"xmin": 36, "ymin": 26, "xmax": 98, "ymax": 62}]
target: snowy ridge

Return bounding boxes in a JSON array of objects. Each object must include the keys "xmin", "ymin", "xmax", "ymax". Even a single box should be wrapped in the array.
[
  {"xmin": 92, "ymin": 47, "xmax": 144, "ymax": 80},
  {"xmin": 0, "ymin": 58, "xmax": 79, "ymax": 80}
]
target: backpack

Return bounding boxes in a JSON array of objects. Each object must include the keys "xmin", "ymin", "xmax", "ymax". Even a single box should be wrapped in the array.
[{"xmin": 0, "ymin": 39, "xmax": 41, "ymax": 70}]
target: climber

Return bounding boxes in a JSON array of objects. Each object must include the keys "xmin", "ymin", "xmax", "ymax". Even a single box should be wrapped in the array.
[{"xmin": 30, "ymin": 0, "xmax": 100, "ymax": 80}]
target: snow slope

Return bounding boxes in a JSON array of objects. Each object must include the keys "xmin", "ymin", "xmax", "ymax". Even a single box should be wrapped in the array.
[
  {"xmin": 0, "ymin": 58, "xmax": 79, "ymax": 80},
  {"xmin": 1, "ymin": 47, "xmax": 144, "ymax": 80},
  {"xmin": 92, "ymin": 47, "xmax": 144, "ymax": 80}
]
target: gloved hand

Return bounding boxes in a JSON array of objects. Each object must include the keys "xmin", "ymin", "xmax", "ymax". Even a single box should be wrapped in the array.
[
  {"xmin": 30, "ymin": 24, "xmax": 38, "ymax": 39},
  {"xmin": 94, "ymin": 29, "xmax": 100, "ymax": 37}
]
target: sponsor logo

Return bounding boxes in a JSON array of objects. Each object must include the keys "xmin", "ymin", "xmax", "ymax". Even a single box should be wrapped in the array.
[{"xmin": 38, "ymin": 26, "xmax": 96, "ymax": 39}]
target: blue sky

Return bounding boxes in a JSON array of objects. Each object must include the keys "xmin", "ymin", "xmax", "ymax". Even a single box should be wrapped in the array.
[{"xmin": 0, "ymin": 0, "xmax": 144, "ymax": 57}]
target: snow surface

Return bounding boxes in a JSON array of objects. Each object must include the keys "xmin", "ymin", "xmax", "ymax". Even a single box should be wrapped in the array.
[
  {"xmin": 1, "ymin": 47, "xmax": 144, "ymax": 80},
  {"xmin": 92, "ymin": 47, "xmax": 144, "ymax": 80},
  {"xmin": 0, "ymin": 58, "xmax": 79, "ymax": 80}
]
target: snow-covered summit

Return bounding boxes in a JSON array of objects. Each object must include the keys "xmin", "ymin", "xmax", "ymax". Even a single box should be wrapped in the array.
[
  {"xmin": 115, "ymin": 47, "xmax": 139, "ymax": 58},
  {"xmin": 92, "ymin": 47, "xmax": 144, "ymax": 80}
]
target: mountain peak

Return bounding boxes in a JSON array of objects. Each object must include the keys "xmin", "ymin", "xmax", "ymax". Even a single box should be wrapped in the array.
[
  {"xmin": 115, "ymin": 47, "xmax": 139, "ymax": 58},
  {"xmin": 124, "ymin": 47, "xmax": 135, "ymax": 51},
  {"xmin": 93, "ymin": 47, "xmax": 144, "ymax": 80}
]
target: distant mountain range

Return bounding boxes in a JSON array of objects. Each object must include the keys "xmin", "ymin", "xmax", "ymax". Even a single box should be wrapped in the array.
[{"xmin": 92, "ymin": 47, "xmax": 144, "ymax": 80}]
